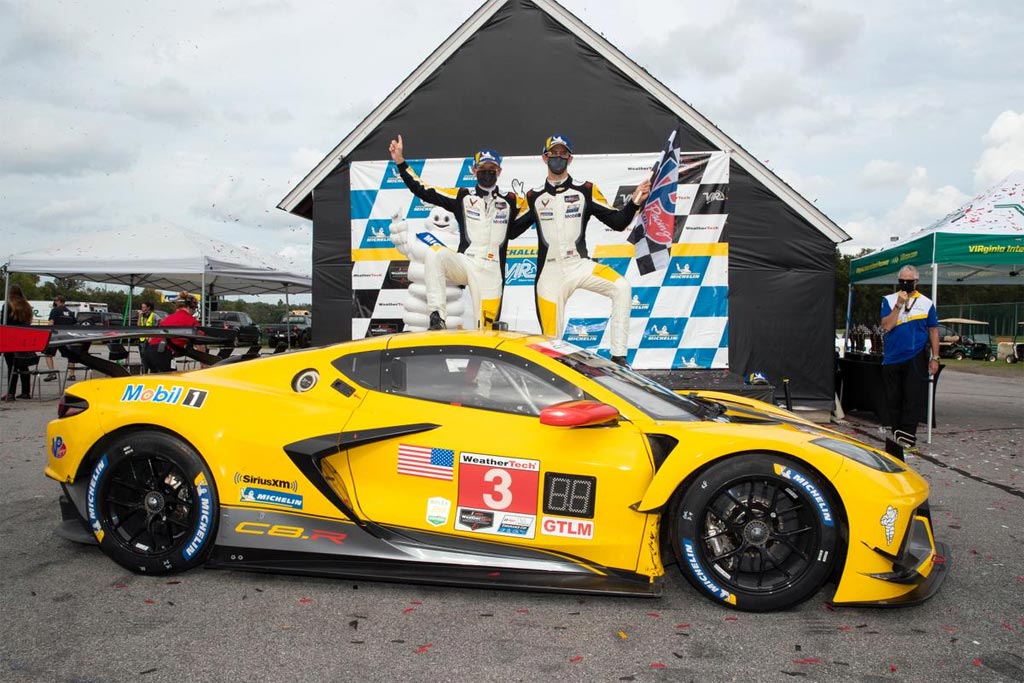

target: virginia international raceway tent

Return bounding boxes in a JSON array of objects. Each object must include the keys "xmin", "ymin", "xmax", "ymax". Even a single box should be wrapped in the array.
[
  {"xmin": 278, "ymin": 0, "xmax": 850, "ymax": 407},
  {"xmin": 4, "ymin": 224, "xmax": 312, "ymax": 322},
  {"xmin": 850, "ymin": 170, "xmax": 1024, "ymax": 289}
]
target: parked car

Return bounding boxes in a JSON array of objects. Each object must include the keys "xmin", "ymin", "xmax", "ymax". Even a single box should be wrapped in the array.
[
  {"xmin": 209, "ymin": 311, "xmax": 261, "ymax": 346},
  {"xmin": 76, "ymin": 311, "xmax": 125, "ymax": 326},
  {"xmin": 264, "ymin": 314, "xmax": 312, "ymax": 348}
]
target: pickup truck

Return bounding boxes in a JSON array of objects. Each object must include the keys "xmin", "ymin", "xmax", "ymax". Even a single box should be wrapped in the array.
[
  {"xmin": 209, "ymin": 311, "xmax": 262, "ymax": 346},
  {"xmin": 264, "ymin": 314, "xmax": 312, "ymax": 348}
]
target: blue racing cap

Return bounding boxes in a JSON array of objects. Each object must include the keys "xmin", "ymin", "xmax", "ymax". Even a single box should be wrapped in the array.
[
  {"xmin": 542, "ymin": 134, "xmax": 573, "ymax": 154},
  {"xmin": 473, "ymin": 148, "xmax": 503, "ymax": 167}
]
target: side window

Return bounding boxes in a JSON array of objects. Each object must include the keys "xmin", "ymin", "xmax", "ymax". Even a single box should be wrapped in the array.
[
  {"xmin": 385, "ymin": 347, "xmax": 584, "ymax": 416},
  {"xmin": 332, "ymin": 350, "xmax": 382, "ymax": 390}
]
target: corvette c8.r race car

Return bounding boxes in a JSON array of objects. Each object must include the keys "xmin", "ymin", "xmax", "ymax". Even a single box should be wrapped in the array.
[{"xmin": 44, "ymin": 330, "xmax": 948, "ymax": 612}]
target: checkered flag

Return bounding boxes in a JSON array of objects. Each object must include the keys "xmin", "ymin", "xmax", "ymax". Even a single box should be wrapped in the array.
[{"xmin": 628, "ymin": 131, "xmax": 680, "ymax": 275}]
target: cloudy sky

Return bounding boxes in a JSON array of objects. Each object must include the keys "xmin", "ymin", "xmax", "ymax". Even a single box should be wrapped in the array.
[{"xmin": 3, "ymin": 0, "xmax": 1022, "ymax": 274}]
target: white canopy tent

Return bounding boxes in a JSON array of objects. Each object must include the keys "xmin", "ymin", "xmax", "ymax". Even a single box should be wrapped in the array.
[{"xmin": 3, "ymin": 224, "xmax": 311, "ymax": 323}]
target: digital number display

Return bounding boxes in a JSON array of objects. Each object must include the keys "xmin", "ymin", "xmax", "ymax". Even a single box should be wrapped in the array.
[{"xmin": 542, "ymin": 473, "xmax": 596, "ymax": 518}]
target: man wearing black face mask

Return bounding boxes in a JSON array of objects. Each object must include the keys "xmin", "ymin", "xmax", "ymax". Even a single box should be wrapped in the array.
[
  {"xmin": 389, "ymin": 134, "xmax": 525, "ymax": 330},
  {"xmin": 879, "ymin": 265, "xmax": 940, "ymax": 448},
  {"xmin": 510, "ymin": 134, "xmax": 651, "ymax": 366}
]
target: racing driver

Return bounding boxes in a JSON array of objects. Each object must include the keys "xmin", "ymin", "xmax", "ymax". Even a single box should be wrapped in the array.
[
  {"xmin": 511, "ymin": 134, "xmax": 650, "ymax": 366},
  {"xmin": 388, "ymin": 134, "xmax": 525, "ymax": 330}
]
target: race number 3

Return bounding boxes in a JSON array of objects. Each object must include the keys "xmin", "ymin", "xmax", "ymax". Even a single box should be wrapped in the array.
[{"xmin": 458, "ymin": 453, "xmax": 539, "ymax": 515}]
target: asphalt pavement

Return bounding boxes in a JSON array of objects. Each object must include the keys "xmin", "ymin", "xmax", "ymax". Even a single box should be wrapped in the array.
[{"xmin": 1, "ymin": 369, "xmax": 1021, "ymax": 683}]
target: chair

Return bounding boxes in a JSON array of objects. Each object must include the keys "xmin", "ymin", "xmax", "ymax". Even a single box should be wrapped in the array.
[{"xmin": 107, "ymin": 342, "xmax": 143, "ymax": 375}]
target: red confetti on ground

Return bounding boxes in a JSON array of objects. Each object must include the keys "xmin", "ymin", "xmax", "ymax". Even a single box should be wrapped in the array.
[
  {"xmin": 143, "ymin": 599, "xmax": 155, "ymax": 605},
  {"xmin": 1001, "ymin": 622, "xmax": 1015, "ymax": 631},
  {"xmin": 402, "ymin": 608, "xmax": 415, "ymax": 614},
  {"xmin": 838, "ymin": 626, "xmax": 852, "ymax": 631},
  {"xmin": 941, "ymin": 626, "xmax": 957, "ymax": 632},
  {"xmin": 114, "ymin": 583, "xmax": 128, "ymax": 589},
  {"xmin": 647, "ymin": 612, "xmax": 661, "ymax": 618},
  {"xmin": 650, "ymin": 662, "xmax": 666, "ymax": 669},
  {"xmin": 792, "ymin": 658, "xmax": 820, "ymax": 665},
  {"xmin": 1016, "ymin": 576, "xmax": 1024, "ymax": 582},
  {"xmin": 724, "ymin": 616, "xmax": 738, "ymax": 621},
  {"xmin": 570, "ymin": 656, "xmax": 583, "ymax": 663},
  {"xmin": 165, "ymin": 580, "xmax": 180, "ymax": 585},
  {"xmin": 410, "ymin": 601, "xmax": 422, "ymax": 605},
  {"xmin": 973, "ymin": 659, "xmax": 982, "ymax": 666},
  {"xmin": 890, "ymin": 665, "xmax": 898, "ymax": 672},
  {"xmin": 823, "ymin": 602, "xmax": 836, "ymax": 612},
  {"xmin": 516, "ymin": 608, "xmax": 529, "ymax": 614},
  {"xmin": 414, "ymin": 644, "xmax": 433, "ymax": 654},
  {"xmin": 675, "ymin": 623, "xmax": 690, "ymax": 629}
]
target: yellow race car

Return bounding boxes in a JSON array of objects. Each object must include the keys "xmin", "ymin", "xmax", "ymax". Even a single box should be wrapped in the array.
[{"xmin": 44, "ymin": 330, "xmax": 948, "ymax": 611}]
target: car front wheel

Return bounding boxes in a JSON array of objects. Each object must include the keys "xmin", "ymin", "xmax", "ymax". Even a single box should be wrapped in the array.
[
  {"xmin": 86, "ymin": 431, "xmax": 218, "ymax": 574},
  {"xmin": 668, "ymin": 454, "xmax": 840, "ymax": 612}
]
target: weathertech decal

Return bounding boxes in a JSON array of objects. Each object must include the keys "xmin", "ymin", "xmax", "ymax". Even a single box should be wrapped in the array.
[
  {"xmin": 682, "ymin": 538, "xmax": 736, "ymax": 605},
  {"xmin": 774, "ymin": 464, "xmax": 834, "ymax": 527},
  {"xmin": 121, "ymin": 384, "xmax": 208, "ymax": 408}
]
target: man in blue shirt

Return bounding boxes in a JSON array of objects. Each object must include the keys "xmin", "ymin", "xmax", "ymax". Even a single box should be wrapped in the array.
[{"xmin": 880, "ymin": 265, "xmax": 940, "ymax": 448}]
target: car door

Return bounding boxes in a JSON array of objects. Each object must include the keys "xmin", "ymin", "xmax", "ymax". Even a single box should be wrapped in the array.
[{"xmin": 333, "ymin": 345, "xmax": 656, "ymax": 572}]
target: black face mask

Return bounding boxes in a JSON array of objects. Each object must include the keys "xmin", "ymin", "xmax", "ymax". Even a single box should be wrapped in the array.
[
  {"xmin": 476, "ymin": 169, "xmax": 497, "ymax": 188},
  {"xmin": 546, "ymin": 156, "xmax": 569, "ymax": 175},
  {"xmin": 898, "ymin": 279, "xmax": 917, "ymax": 293}
]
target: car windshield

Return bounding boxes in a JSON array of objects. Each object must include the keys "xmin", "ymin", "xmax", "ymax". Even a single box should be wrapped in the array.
[{"xmin": 533, "ymin": 342, "xmax": 703, "ymax": 421}]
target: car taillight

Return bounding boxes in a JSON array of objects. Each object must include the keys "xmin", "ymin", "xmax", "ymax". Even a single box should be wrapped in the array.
[{"xmin": 57, "ymin": 393, "xmax": 89, "ymax": 418}]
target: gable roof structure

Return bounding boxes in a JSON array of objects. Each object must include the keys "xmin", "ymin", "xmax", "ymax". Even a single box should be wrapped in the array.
[{"xmin": 278, "ymin": 0, "xmax": 849, "ymax": 245}]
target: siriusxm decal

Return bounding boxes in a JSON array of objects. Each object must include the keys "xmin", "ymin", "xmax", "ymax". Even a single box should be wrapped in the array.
[
  {"xmin": 87, "ymin": 454, "xmax": 108, "ymax": 542},
  {"xmin": 405, "ymin": 196, "xmax": 433, "ymax": 219},
  {"xmin": 683, "ymin": 538, "xmax": 735, "ymax": 603},
  {"xmin": 775, "ymin": 465, "xmax": 834, "ymax": 526},
  {"xmin": 629, "ymin": 287, "xmax": 659, "ymax": 318},
  {"xmin": 240, "ymin": 486, "xmax": 303, "ymax": 510},
  {"xmin": 691, "ymin": 286, "xmax": 729, "ymax": 318},
  {"xmin": 350, "ymin": 190, "xmax": 378, "ymax": 220},
  {"xmin": 505, "ymin": 254, "xmax": 537, "ymax": 286},
  {"xmin": 380, "ymin": 159, "xmax": 424, "ymax": 189},
  {"xmin": 640, "ymin": 318, "xmax": 687, "ymax": 348},
  {"xmin": 563, "ymin": 318, "xmax": 607, "ymax": 348},
  {"xmin": 455, "ymin": 157, "xmax": 477, "ymax": 188},
  {"xmin": 360, "ymin": 219, "xmax": 395, "ymax": 249},
  {"xmin": 662, "ymin": 256, "xmax": 710, "ymax": 287},
  {"xmin": 597, "ymin": 256, "xmax": 630, "ymax": 278},
  {"xmin": 673, "ymin": 348, "xmax": 717, "ymax": 369},
  {"xmin": 183, "ymin": 473, "xmax": 214, "ymax": 560}
]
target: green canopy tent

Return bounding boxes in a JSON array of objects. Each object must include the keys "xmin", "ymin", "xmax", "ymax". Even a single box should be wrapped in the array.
[{"xmin": 845, "ymin": 170, "xmax": 1024, "ymax": 442}]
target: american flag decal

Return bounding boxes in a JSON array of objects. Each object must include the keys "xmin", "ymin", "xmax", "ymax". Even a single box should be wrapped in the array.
[{"xmin": 397, "ymin": 444, "xmax": 455, "ymax": 480}]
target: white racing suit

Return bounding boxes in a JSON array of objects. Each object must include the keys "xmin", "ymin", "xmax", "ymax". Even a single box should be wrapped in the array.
[
  {"xmin": 512, "ymin": 178, "xmax": 639, "ymax": 357},
  {"xmin": 396, "ymin": 162, "xmax": 525, "ymax": 329}
]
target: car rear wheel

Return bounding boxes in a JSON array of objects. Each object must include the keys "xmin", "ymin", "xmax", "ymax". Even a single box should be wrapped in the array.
[
  {"xmin": 953, "ymin": 351, "xmax": 965, "ymax": 361},
  {"xmin": 667, "ymin": 454, "xmax": 839, "ymax": 612},
  {"xmin": 86, "ymin": 431, "xmax": 218, "ymax": 574}
]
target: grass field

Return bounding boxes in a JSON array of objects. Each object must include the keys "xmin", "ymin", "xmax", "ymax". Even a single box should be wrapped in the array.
[{"xmin": 940, "ymin": 357, "xmax": 1024, "ymax": 378}]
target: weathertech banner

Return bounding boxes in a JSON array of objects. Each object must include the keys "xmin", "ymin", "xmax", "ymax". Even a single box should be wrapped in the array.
[{"xmin": 349, "ymin": 152, "xmax": 729, "ymax": 369}]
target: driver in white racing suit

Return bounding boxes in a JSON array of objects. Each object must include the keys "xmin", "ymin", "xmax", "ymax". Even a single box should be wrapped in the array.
[
  {"xmin": 388, "ymin": 134, "xmax": 525, "ymax": 330},
  {"xmin": 511, "ymin": 134, "xmax": 650, "ymax": 365}
]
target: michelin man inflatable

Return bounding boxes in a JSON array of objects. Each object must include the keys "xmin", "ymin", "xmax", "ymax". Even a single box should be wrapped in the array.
[{"xmin": 390, "ymin": 207, "xmax": 469, "ymax": 332}]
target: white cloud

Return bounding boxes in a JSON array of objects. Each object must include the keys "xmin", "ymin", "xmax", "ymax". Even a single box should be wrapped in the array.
[
  {"xmin": 974, "ymin": 110, "xmax": 1024, "ymax": 188},
  {"xmin": 860, "ymin": 160, "xmax": 909, "ymax": 187},
  {"xmin": 122, "ymin": 77, "xmax": 211, "ymax": 127}
]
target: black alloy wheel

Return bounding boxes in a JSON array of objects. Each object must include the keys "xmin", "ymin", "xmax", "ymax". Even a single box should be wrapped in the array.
[
  {"xmin": 87, "ymin": 431, "xmax": 218, "ymax": 574},
  {"xmin": 669, "ymin": 454, "xmax": 840, "ymax": 612}
]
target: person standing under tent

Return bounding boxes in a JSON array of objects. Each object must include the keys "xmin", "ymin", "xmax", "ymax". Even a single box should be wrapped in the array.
[
  {"xmin": 388, "ymin": 134, "xmax": 526, "ymax": 330},
  {"xmin": 879, "ymin": 265, "xmax": 940, "ymax": 449},
  {"xmin": 511, "ymin": 134, "xmax": 650, "ymax": 367},
  {"xmin": 42, "ymin": 295, "xmax": 77, "ymax": 381},
  {"xmin": 2, "ymin": 285, "xmax": 34, "ymax": 401}
]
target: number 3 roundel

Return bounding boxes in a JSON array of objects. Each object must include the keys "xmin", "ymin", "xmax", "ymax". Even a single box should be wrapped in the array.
[{"xmin": 457, "ymin": 453, "xmax": 539, "ymax": 516}]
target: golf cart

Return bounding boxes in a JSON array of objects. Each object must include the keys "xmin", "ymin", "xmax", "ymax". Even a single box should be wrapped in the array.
[
  {"xmin": 999, "ymin": 321, "xmax": 1024, "ymax": 363},
  {"xmin": 938, "ymin": 318, "xmax": 997, "ymax": 362}
]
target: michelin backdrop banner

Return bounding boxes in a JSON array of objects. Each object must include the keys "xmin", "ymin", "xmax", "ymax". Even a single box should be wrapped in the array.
[{"xmin": 349, "ymin": 152, "xmax": 729, "ymax": 370}]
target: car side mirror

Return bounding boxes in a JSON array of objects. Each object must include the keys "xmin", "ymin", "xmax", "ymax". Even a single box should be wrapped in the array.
[{"xmin": 540, "ymin": 400, "xmax": 619, "ymax": 427}]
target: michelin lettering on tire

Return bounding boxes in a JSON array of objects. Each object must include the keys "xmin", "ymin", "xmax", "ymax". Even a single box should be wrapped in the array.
[
  {"xmin": 183, "ymin": 472, "xmax": 213, "ymax": 560},
  {"xmin": 773, "ymin": 463, "xmax": 834, "ymax": 526},
  {"xmin": 682, "ymin": 538, "xmax": 737, "ymax": 605},
  {"xmin": 87, "ymin": 455, "xmax": 108, "ymax": 543}
]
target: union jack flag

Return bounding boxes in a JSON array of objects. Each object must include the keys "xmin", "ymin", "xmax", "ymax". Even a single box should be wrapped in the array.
[{"xmin": 628, "ymin": 130, "xmax": 680, "ymax": 275}]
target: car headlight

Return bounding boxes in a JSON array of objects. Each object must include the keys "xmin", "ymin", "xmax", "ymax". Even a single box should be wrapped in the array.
[{"xmin": 812, "ymin": 437, "xmax": 905, "ymax": 473}]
